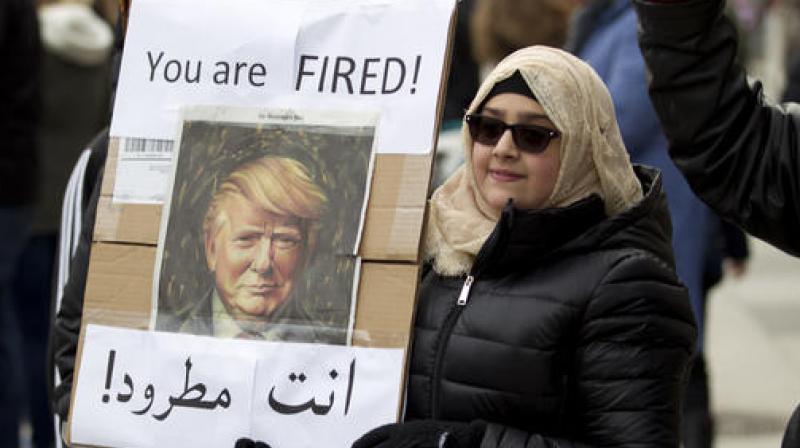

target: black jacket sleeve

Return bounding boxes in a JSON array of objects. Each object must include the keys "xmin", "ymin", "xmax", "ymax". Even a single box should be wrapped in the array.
[
  {"xmin": 480, "ymin": 252, "xmax": 696, "ymax": 447},
  {"xmin": 50, "ymin": 132, "xmax": 107, "ymax": 421},
  {"xmin": 634, "ymin": 0, "xmax": 800, "ymax": 256}
]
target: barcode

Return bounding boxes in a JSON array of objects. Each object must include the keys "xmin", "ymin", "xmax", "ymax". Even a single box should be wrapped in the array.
[{"xmin": 123, "ymin": 138, "xmax": 173, "ymax": 154}]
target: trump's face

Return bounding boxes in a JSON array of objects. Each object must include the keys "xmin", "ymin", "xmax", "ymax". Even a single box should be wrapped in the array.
[{"xmin": 205, "ymin": 194, "xmax": 304, "ymax": 327}]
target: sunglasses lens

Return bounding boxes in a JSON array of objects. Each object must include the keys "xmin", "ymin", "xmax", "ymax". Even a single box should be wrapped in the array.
[
  {"xmin": 515, "ymin": 127, "xmax": 551, "ymax": 153},
  {"xmin": 468, "ymin": 116, "xmax": 505, "ymax": 145},
  {"xmin": 467, "ymin": 115, "xmax": 557, "ymax": 153}
]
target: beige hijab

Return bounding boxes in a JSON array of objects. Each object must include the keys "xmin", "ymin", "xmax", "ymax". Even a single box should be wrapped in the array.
[{"xmin": 424, "ymin": 46, "xmax": 643, "ymax": 276}]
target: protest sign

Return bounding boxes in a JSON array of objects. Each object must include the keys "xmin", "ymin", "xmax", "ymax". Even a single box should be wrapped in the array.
[
  {"xmin": 70, "ymin": 0, "xmax": 457, "ymax": 445},
  {"xmin": 72, "ymin": 325, "xmax": 404, "ymax": 448}
]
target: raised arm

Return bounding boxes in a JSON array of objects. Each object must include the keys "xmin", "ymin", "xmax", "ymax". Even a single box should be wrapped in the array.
[{"xmin": 635, "ymin": 0, "xmax": 800, "ymax": 255}]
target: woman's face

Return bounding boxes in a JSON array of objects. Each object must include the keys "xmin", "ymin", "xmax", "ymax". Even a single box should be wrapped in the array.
[{"xmin": 472, "ymin": 93, "xmax": 561, "ymax": 212}]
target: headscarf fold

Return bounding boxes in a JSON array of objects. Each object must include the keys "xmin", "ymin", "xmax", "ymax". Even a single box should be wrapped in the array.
[{"xmin": 425, "ymin": 46, "xmax": 642, "ymax": 275}]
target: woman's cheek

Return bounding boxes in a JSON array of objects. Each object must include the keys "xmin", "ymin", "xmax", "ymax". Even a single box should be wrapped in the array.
[{"xmin": 472, "ymin": 144, "xmax": 490, "ymax": 183}]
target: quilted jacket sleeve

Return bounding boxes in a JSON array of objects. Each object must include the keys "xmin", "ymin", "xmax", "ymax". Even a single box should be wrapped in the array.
[
  {"xmin": 634, "ymin": 0, "xmax": 800, "ymax": 256},
  {"xmin": 481, "ymin": 251, "xmax": 696, "ymax": 447}
]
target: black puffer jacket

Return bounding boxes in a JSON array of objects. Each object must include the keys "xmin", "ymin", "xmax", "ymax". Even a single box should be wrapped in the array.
[
  {"xmin": 407, "ymin": 166, "xmax": 696, "ymax": 447},
  {"xmin": 634, "ymin": 0, "xmax": 800, "ymax": 256}
]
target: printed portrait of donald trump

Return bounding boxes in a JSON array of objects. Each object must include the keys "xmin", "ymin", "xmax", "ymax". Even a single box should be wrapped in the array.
[{"xmin": 179, "ymin": 156, "xmax": 328, "ymax": 340}]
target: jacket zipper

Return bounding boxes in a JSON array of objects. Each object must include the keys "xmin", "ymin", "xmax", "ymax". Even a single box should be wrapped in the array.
[
  {"xmin": 456, "ymin": 275, "xmax": 474, "ymax": 305},
  {"xmin": 430, "ymin": 274, "xmax": 475, "ymax": 418},
  {"xmin": 428, "ymin": 201, "xmax": 512, "ymax": 418}
]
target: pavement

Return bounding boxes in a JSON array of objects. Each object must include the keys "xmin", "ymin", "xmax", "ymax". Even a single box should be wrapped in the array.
[{"xmin": 707, "ymin": 237, "xmax": 800, "ymax": 447}]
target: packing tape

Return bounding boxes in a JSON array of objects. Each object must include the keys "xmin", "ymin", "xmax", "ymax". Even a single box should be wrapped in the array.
[{"xmin": 385, "ymin": 155, "xmax": 429, "ymax": 260}]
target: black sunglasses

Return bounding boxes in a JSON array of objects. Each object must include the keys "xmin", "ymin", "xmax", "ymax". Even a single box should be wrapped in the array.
[{"xmin": 465, "ymin": 114, "xmax": 560, "ymax": 154}]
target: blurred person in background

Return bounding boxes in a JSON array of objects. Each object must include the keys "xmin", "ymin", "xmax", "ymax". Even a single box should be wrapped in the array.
[
  {"xmin": 435, "ymin": 0, "xmax": 480, "ymax": 188},
  {"xmin": 442, "ymin": 0, "xmax": 575, "ymax": 125},
  {"xmin": 469, "ymin": 0, "xmax": 574, "ymax": 73},
  {"xmin": 4, "ymin": 1, "xmax": 112, "ymax": 447},
  {"xmin": 633, "ymin": 0, "xmax": 800, "ymax": 446},
  {"xmin": 441, "ymin": 0, "xmax": 478, "ymax": 125},
  {"xmin": 683, "ymin": 218, "xmax": 749, "ymax": 446},
  {"xmin": 0, "ymin": 0, "xmax": 41, "ymax": 446},
  {"xmin": 781, "ymin": 0, "xmax": 800, "ymax": 102},
  {"xmin": 435, "ymin": 0, "xmax": 575, "ymax": 188},
  {"xmin": 565, "ymin": 1, "xmax": 744, "ymax": 446}
]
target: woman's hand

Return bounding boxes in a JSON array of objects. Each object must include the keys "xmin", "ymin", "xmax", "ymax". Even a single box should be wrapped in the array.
[
  {"xmin": 351, "ymin": 420, "xmax": 486, "ymax": 448},
  {"xmin": 234, "ymin": 437, "xmax": 271, "ymax": 448}
]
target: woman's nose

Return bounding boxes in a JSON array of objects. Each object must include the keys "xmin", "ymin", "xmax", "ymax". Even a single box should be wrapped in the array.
[{"xmin": 491, "ymin": 129, "xmax": 519, "ymax": 158}]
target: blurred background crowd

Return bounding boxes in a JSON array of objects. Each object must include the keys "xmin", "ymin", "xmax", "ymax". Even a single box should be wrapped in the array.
[{"xmin": 1, "ymin": 0, "xmax": 800, "ymax": 447}]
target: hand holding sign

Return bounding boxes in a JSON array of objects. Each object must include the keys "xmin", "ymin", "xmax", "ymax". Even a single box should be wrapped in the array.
[
  {"xmin": 234, "ymin": 438, "xmax": 272, "ymax": 448},
  {"xmin": 351, "ymin": 420, "xmax": 488, "ymax": 448}
]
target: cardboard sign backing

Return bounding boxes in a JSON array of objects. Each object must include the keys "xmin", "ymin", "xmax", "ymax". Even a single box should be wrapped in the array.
[{"xmin": 67, "ymin": 1, "xmax": 458, "ymax": 445}]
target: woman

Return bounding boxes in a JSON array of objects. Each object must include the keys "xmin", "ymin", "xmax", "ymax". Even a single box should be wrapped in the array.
[{"xmin": 353, "ymin": 46, "xmax": 696, "ymax": 447}]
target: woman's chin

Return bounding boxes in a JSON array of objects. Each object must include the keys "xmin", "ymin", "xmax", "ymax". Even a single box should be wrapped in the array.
[{"xmin": 484, "ymin": 192, "xmax": 514, "ymax": 211}]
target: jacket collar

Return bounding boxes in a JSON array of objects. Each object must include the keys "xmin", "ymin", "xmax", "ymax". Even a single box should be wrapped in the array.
[
  {"xmin": 473, "ymin": 165, "xmax": 673, "ymax": 277},
  {"xmin": 474, "ymin": 195, "xmax": 606, "ymax": 277}
]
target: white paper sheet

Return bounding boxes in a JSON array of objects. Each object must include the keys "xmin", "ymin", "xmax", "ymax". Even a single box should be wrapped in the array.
[
  {"xmin": 109, "ymin": 0, "xmax": 455, "ymax": 203},
  {"xmin": 110, "ymin": 0, "xmax": 303, "ymax": 141},
  {"xmin": 71, "ymin": 325, "xmax": 404, "ymax": 448},
  {"xmin": 250, "ymin": 343, "xmax": 401, "ymax": 447}
]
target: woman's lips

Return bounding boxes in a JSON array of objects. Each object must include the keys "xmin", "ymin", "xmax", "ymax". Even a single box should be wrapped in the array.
[{"xmin": 489, "ymin": 169, "xmax": 525, "ymax": 182}]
